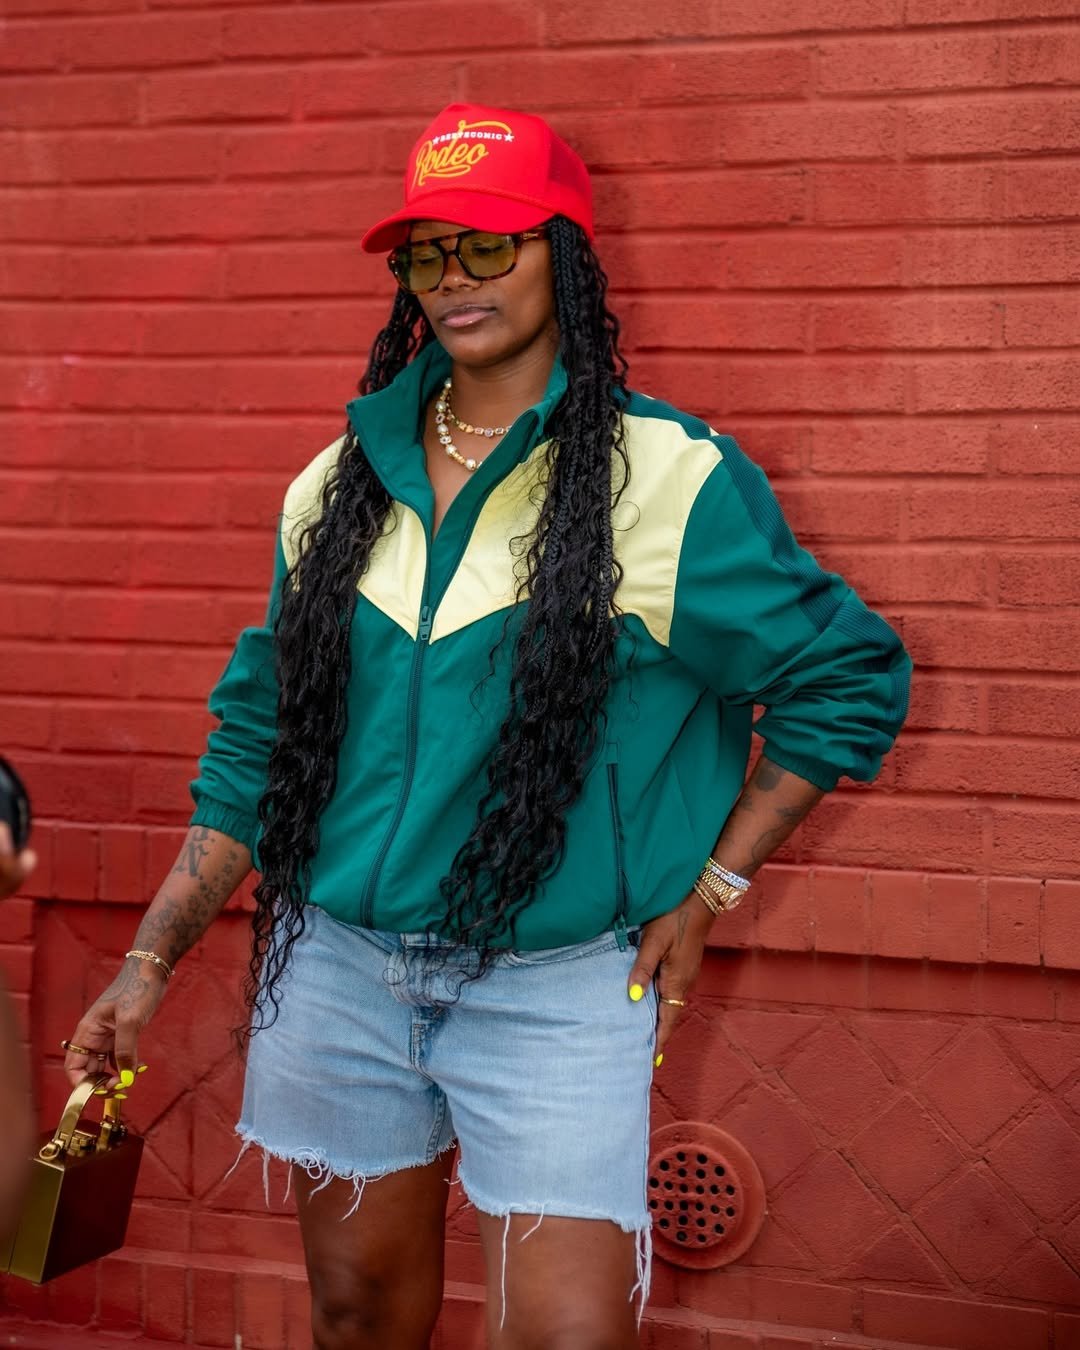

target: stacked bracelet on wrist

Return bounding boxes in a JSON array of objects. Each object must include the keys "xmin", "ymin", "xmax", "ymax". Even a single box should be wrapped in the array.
[
  {"xmin": 125, "ymin": 949, "xmax": 174, "ymax": 980},
  {"xmin": 693, "ymin": 857, "xmax": 751, "ymax": 918}
]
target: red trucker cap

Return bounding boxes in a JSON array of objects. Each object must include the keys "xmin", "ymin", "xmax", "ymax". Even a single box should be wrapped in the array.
[{"xmin": 360, "ymin": 103, "xmax": 594, "ymax": 254}]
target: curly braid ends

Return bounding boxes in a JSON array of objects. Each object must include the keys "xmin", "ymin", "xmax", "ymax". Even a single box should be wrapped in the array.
[{"xmin": 242, "ymin": 217, "xmax": 629, "ymax": 1034}]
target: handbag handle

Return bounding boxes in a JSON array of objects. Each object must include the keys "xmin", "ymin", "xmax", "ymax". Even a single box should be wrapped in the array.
[{"xmin": 38, "ymin": 1073, "xmax": 113, "ymax": 1162}]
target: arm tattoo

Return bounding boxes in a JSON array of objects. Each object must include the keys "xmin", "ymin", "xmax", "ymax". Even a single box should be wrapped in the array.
[{"xmin": 173, "ymin": 826, "xmax": 212, "ymax": 878}]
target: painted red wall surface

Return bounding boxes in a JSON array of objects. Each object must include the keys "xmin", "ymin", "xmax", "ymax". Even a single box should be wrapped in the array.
[{"xmin": 2, "ymin": 2, "xmax": 1079, "ymax": 1347}]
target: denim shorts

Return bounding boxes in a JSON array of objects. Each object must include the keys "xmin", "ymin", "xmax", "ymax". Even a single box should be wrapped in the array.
[{"xmin": 232, "ymin": 906, "xmax": 658, "ymax": 1307}]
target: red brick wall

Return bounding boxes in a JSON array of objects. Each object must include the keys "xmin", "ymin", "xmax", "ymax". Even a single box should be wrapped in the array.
[{"xmin": 2, "ymin": 2, "xmax": 1079, "ymax": 1347}]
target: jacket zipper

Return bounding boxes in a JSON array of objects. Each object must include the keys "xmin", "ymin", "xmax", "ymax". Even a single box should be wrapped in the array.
[
  {"xmin": 357, "ymin": 495, "xmax": 491, "ymax": 930},
  {"xmin": 606, "ymin": 742, "xmax": 632, "ymax": 950}
]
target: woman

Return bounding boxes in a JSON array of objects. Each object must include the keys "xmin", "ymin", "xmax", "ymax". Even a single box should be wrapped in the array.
[{"xmin": 66, "ymin": 104, "xmax": 911, "ymax": 1349}]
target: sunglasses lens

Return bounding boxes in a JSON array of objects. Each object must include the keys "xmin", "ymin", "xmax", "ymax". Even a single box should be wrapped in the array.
[
  {"xmin": 459, "ymin": 233, "xmax": 517, "ymax": 279},
  {"xmin": 392, "ymin": 243, "xmax": 444, "ymax": 292}
]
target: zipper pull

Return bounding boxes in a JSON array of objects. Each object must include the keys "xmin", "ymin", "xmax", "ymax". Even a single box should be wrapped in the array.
[
  {"xmin": 418, "ymin": 606, "xmax": 432, "ymax": 643},
  {"xmin": 613, "ymin": 915, "xmax": 629, "ymax": 952}
]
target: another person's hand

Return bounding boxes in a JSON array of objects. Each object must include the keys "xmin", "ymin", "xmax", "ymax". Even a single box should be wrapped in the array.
[
  {"xmin": 0, "ymin": 822, "xmax": 36, "ymax": 901},
  {"xmin": 627, "ymin": 895, "xmax": 714, "ymax": 1066},
  {"xmin": 63, "ymin": 958, "xmax": 166, "ymax": 1091}
]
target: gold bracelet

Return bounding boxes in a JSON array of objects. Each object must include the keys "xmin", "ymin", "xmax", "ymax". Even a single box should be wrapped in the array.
[
  {"xmin": 125, "ymin": 949, "xmax": 174, "ymax": 980},
  {"xmin": 692, "ymin": 879, "xmax": 724, "ymax": 917},
  {"xmin": 694, "ymin": 873, "xmax": 746, "ymax": 913}
]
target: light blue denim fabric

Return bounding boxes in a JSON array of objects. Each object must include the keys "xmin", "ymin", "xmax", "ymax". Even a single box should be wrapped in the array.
[{"xmin": 232, "ymin": 906, "xmax": 659, "ymax": 1318}]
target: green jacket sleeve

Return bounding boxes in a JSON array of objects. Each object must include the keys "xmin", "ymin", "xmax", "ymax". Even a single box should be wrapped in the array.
[
  {"xmin": 668, "ymin": 437, "xmax": 911, "ymax": 792},
  {"xmin": 188, "ymin": 525, "xmax": 286, "ymax": 853}
]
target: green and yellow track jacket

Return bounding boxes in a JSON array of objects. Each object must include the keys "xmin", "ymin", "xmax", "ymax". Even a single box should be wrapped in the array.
[{"xmin": 190, "ymin": 341, "xmax": 911, "ymax": 950}]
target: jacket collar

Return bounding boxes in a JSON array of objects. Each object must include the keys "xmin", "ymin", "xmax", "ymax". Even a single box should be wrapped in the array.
[{"xmin": 345, "ymin": 341, "xmax": 568, "ymax": 521}]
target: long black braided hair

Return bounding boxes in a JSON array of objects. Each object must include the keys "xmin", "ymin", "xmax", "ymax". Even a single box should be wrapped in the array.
[{"xmin": 242, "ymin": 216, "xmax": 630, "ymax": 1034}]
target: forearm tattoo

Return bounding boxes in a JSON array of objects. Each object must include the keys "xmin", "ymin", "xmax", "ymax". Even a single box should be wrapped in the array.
[
  {"xmin": 732, "ymin": 757, "xmax": 822, "ymax": 870},
  {"xmin": 132, "ymin": 828, "xmax": 243, "ymax": 967}
]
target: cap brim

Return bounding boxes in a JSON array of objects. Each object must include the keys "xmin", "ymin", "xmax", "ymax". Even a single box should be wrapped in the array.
[{"xmin": 360, "ymin": 191, "xmax": 553, "ymax": 254}]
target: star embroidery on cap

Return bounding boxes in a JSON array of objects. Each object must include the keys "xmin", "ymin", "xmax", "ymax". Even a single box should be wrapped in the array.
[{"xmin": 505, "ymin": 132, "xmax": 514, "ymax": 142}]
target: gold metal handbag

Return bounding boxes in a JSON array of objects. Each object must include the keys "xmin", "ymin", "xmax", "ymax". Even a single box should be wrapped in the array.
[{"xmin": 1, "ymin": 1073, "xmax": 143, "ymax": 1283}]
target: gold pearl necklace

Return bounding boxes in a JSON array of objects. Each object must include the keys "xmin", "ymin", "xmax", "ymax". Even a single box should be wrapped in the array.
[{"xmin": 434, "ymin": 377, "xmax": 507, "ymax": 472}]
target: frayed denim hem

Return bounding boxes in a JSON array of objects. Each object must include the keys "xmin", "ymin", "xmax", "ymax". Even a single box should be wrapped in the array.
[
  {"xmin": 225, "ymin": 1126, "xmax": 458, "ymax": 1221},
  {"xmin": 457, "ymin": 1168, "xmax": 653, "ymax": 1333}
]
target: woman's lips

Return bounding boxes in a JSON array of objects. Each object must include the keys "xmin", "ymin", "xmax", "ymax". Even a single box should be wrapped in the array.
[{"xmin": 440, "ymin": 306, "xmax": 495, "ymax": 329}]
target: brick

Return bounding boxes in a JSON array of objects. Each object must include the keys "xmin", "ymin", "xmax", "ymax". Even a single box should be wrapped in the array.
[
  {"xmin": 901, "ymin": 613, "xmax": 1080, "ymax": 673},
  {"xmin": 906, "ymin": 94, "xmax": 1080, "ymax": 158},
  {"xmin": 782, "ymin": 1022, "xmax": 895, "ymax": 1135},
  {"xmin": 64, "ymin": 128, "xmax": 222, "ymax": 183},
  {"xmin": 98, "ymin": 1253, "xmax": 143, "ymax": 1332},
  {"xmin": 820, "ymin": 547, "xmax": 986, "ymax": 605},
  {"xmin": 191, "ymin": 1265, "xmax": 236, "ymax": 1348},
  {"xmin": 978, "ymin": 964, "xmax": 1057, "ymax": 1022},
  {"xmin": 1005, "ymin": 291, "xmax": 1080, "ymax": 347},
  {"xmin": 908, "ymin": 0, "xmax": 1076, "ymax": 17},
  {"xmin": 912, "ymin": 351, "xmax": 1080, "ymax": 413},
  {"xmin": 915, "ymin": 1165, "xmax": 1034, "ymax": 1283},
  {"xmin": 850, "ymin": 1094, "xmax": 965, "ymax": 1208},
  {"xmin": 132, "ymin": 756, "xmax": 197, "ymax": 818},
  {"xmin": 990, "ymin": 1238, "xmax": 1080, "ymax": 1307},
  {"xmin": 723, "ymin": 103, "xmax": 897, "ymax": 163},
  {"xmin": 863, "ymin": 1287, "xmax": 1049, "ymax": 1350},
  {"xmin": 1009, "ymin": 28, "xmax": 1080, "ymax": 84},
  {"xmin": 708, "ymin": 0, "xmax": 903, "ymax": 36},
  {"xmin": 238, "ymin": 1270, "xmax": 285, "ymax": 1350},
  {"xmin": 133, "ymin": 530, "xmax": 274, "ymax": 589},
  {"xmin": 65, "ymin": 472, "xmax": 221, "ymax": 528},
  {"xmin": 0, "ymin": 191, "xmax": 141, "ymax": 246},
  {"xmin": 681, "ymin": 1268, "xmax": 854, "ymax": 1333},
  {"xmin": 776, "ymin": 481, "xmax": 906, "ymax": 539},
  {"xmin": 223, "ymin": 123, "xmax": 380, "ymax": 179},
  {"xmin": 0, "ymin": 697, "xmax": 52, "ymax": 749},
  {"xmin": 988, "ymin": 1101, "xmax": 1080, "ymax": 1221},
  {"xmin": 1043, "ymin": 879, "xmax": 1080, "ymax": 968},
  {"xmin": 226, "ymin": 242, "xmax": 375, "ymax": 297},
  {"xmin": 0, "ymin": 303, "xmax": 138, "ymax": 354},
  {"xmin": 69, "ymin": 361, "xmax": 221, "ymax": 413},
  {"xmin": 819, "ymin": 32, "xmax": 1002, "ymax": 94},
  {"xmin": 0, "ymin": 356, "xmax": 66, "ymax": 408},
  {"xmin": 23, "ymin": 754, "xmax": 132, "ymax": 823},
  {"xmin": 0, "ymin": 249, "xmax": 66, "ymax": 297},
  {"xmin": 146, "ymin": 67, "xmax": 295, "ymax": 124},
  {"xmin": 905, "ymin": 674, "xmax": 981, "ymax": 735},
  {"xmin": 0, "ymin": 527, "xmax": 128, "ymax": 584},
  {"xmin": 1003, "ymin": 161, "xmax": 1080, "ymax": 221},
  {"xmin": 66, "ymin": 249, "xmax": 220, "ymax": 300},
  {"xmin": 802, "ymin": 797, "xmax": 984, "ymax": 873},
  {"xmin": 907, "ymin": 225, "xmax": 1080, "ymax": 287},
  {"xmin": 896, "ymin": 737, "xmax": 1080, "ymax": 802},
  {"xmin": 921, "ymin": 1028, "xmax": 1035, "ymax": 1146},
  {"xmin": 60, "ymin": 589, "xmax": 219, "ymax": 643},
  {"xmin": 143, "ymin": 1261, "xmax": 186, "ymax": 1342},
  {"xmin": 728, "ymin": 233, "xmax": 904, "ymax": 289},
  {"xmin": 644, "ymin": 44, "xmax": 812, "ymax": 102},
  {"xmin": 843, "ymin": 1224, "xmax": 949, "ymax": 1287},
  {"xmin": 141, "ymin": 179, "xmax": 390, "ymax": 244},
  {"xmin": 0, "ymin": 132, "xmax": 65, "ymax": 185},
  {"xmin": 987, "ymin": 878, "xmax": 1042, "ymax": 966},
  {"xmin": 99, "ymin": 825, "xmax": 146, "ymax": 903},
  {"xmin": 625, "ymin": 297, "xmax": 807, "ymax": 354},
  {"xmin": 1, "ymin": 74, "xmax": 138, "ymax": 128},
  {"xmin": 810, "ymin": 866, "xmax": 869, "ymax": 956},
  {"xmin": 0, "ymin": 413, "xmax": 138, "ymax": 469},
  {"xmin": 754, "ymin": 866, "xmax": 813, "ymax": 951},
  {"xmin": 619, "ymin": 170, "xmax": 802, "ymax": 232},
  {"xmin": 64, "ymin": 12, "xmax": 221, "ymax": 69},
  {"xmin": 1058, "ymin": 1311, "xmax": 1080, "ymax": 1350},
  {"xmin": 0, "ymin": 583, "xmax": 59, "ymax": 639},
  {"xmin": 132, "ymin": 646, "xmax": 229, "ymax": 701},
  {"xmin": 0, "ymin": 642, "xmax": 130, "ymax": 698},
  {"xmin": 999, "ymin": 552, "xmax": 1080, "ymax": 605},
  {"xmin": 44, "ymin": 1261, "xmax": 98, "ymax": 1326},
  {"xmin": 135, "ymin": 414, "xmax": 329, "ymax": 474},
  {"xmin": 728, "ymin": 358, "xmax": 905, "ymax": 415},
  {"xmin": 296, "ymin": 57, "xmax": 461, "ymax": 118},
  {"xmin": 991, "ymin": 418, "xmax": 1080, "ymax": 475},
  {"xmin": 56, "ymin": 701, "xmax": 209, "ymax": 756},
  {"xmin": 814, "ymin": 163, "xmax": 997, "ymax": 227},
  {"xmin": 991, "ymin": 805, "xmax": 1080, "ymax": 879},
  {"xmin": 912, "ymin": 480, "xmax": 1080, "ymax": 537},
  {"xmin": 813, "ymin": 296, "xmax": 995, "ymax": 351},
  {"xmin": 809, "ymin": 419, "xmax": 989, "ymax": 475},
  {"xmin": 771, "ymin": 1151, "xmax": 891, "ymax": 1264}
]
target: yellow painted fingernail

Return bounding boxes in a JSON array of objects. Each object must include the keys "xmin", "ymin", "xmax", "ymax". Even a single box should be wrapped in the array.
[
  {"xmin": 136, "ymin": 1064, "xmax": 149, "ymax": 1074},
  {"xmin": 654, "ymin": 1053, "xmax": 664, "ymax": 1068},
  {"xmin": 93, "ymin": 1088, "xmax": 108, "ymax": 1095},
  {"xmin": 629, "ymin": 984, "xmax": 644, "ymax": 1002},
  {"xmin": 113, "ymin": 1092, "xmax": 127, "ymax": 1100},
  {"xmin": 120, "ymin": 1070, "xmax": 134, "ymax": 1087}
]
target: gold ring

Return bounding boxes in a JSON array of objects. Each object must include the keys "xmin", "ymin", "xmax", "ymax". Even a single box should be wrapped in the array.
[
  {"xmin": 659, "ymin": 997, "xmax": 687, "ymax": 1008},
  {"xmin": 61, "ymin": 1039, "xmax": 95, "ymax": 1056}
]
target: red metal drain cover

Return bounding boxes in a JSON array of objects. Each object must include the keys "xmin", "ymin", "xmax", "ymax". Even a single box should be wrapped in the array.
[{"xmin": 648, "ymin": 1121, "xmax": 766, "ymax": 1269}]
